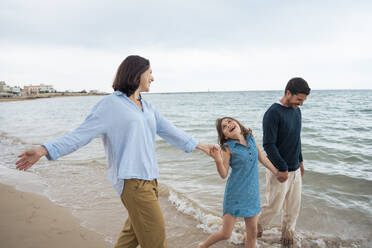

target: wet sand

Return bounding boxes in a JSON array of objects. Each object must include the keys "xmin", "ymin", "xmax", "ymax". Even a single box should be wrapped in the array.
[
  {"xmin": 0, "ymin": 183, "xmax": 111, "ymax": 248},
  {"xmin": 0, "ymin": 183, "xmax": 235, "ymax": 248},
  {"xmin": 160, "ymin": 196, "xmax": 236, "ymax": 248}
]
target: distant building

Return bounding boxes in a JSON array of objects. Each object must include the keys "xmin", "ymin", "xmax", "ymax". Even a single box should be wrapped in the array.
[
  {"xmin": 0, "ymin": 81, "xmax": 11, "ymax": 92},
  {"xmin": 0, "ymin": 81, "xmax": 14, "ymax": 97},
  {"xmin": 24, "ymin": 84, "xmax": 56, "ymax": 94},
  {"xmin": 10, "ymin": 86, "xmax": 22, "ymax": 95}
]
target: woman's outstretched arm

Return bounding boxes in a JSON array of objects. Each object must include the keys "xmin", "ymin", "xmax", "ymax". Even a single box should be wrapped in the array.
[
  {"xmin": 154, "ymin": 109, "xmax": 216, "ymax": 155},
  {"xmin": 16, "ymin": 146, "xmax": 48, "ymax": 171},
  {"xmin": 16, "ymin": 100, "xmax": 107, "ymax": 171}
]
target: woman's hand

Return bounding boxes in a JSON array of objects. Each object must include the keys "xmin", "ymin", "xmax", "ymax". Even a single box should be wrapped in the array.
[{"xmin": 16, "ymin": 146, "xmax": 48, "ymax": 171}]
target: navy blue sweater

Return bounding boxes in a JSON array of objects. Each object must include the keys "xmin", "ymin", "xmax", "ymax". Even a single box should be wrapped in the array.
[{"xmin": 262, "ymin": 103, "xmax": 303, "ymax": 172}]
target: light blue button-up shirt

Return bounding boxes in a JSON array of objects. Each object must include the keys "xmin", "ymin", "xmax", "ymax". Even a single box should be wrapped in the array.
[{"xmin": 43, "ymin": 91, "xmax": 198, "ymax": 196}]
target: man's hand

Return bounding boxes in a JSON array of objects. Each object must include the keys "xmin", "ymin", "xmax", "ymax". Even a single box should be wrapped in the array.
[
  {"xmin": 300, "ymin": 162, "xmax": 304, "ymax": 177},
  {"xmin": 276, "ymin": 171, "xmax": 288, "ymax": 183},
  {"xmin": 16, "ymin": 146, "xmax": 48, "ymax": 171}
]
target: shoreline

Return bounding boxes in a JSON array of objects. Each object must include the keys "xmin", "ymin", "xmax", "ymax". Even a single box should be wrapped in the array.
[
  {"xmin": 0, "ymin": 182, "xmax": 234, "ymax": 248},
  {"xmin": 0, "ymin": 93, "xmax": 109, "ymax": 102},
  {"xmin": 0, "ymin": 183, "xmax": 111, "ymax": 248}
]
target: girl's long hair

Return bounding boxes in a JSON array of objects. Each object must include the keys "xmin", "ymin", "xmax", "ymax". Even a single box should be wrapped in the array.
[{"xmin": 215, "ymin": 117, "xmax": 252, "ymax": 148}]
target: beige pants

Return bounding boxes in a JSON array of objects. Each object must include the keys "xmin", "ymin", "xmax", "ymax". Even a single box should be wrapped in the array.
[
  {"xmin": 258, "ymin": 169, "xmax": 302, "ymax": 239},
  {"xmin": 114, "ymin": 179, "xmax": 167, "ymax": 248}
]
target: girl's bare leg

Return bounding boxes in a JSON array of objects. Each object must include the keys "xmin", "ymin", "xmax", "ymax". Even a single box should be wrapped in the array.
[
  {"xmin": 244, "ymin": 215, "xmax": 258, "ymax": 248},
  {"xmin": 198, "ymin": 214, "xmax": 236, "ymax": 248}
]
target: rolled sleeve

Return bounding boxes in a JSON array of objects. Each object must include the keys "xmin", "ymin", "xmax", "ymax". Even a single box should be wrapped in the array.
[
  {"xmin": 154, "ymin": 110, "xmax": 198, "ymax": 153},
  {"xmin": 184, "ymin": 137, "xmax": 198, "ymax": 153},
  {"xmin": 43, "ymin": 143, "xmax": 59, "ymax": 161},
  {"xmin": 42, "ymin": 102, "xmax": 106, "ymax": 161}
]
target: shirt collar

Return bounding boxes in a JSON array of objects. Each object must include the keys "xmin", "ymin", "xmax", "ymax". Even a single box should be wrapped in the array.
[
  {"xmin": 226, "ymin": 134, "xmax": 249, "ymax": 146},
  {"xmin": 114, "ymin": 90, "xmax": 124, "ymax": 96},
  {"xmin": 114, "ymin": 91, "xmax": 142, "ymax": 101}
]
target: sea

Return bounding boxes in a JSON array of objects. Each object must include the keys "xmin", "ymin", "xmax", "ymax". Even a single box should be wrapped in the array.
[{"xmin": 0, "ymin": 90, "xmax": 371, "ymax": 248}]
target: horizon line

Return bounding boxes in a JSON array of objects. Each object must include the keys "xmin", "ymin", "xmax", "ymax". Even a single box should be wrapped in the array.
[{"xmin": 143, "ymin": 88, "xmax": 372, "ymax": 94}]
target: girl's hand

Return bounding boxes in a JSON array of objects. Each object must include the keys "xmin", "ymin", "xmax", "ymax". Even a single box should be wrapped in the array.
[
  {"xmin": 16, "ymin": 146, "xmax": 48, "ymax": 171},
  {"xmin": 210, "ymin": 146, "xmax": 222, "ymax": 162},
  {"xmin": 276, "ymin": 171, "xmax": 288, "ymax": 183}
]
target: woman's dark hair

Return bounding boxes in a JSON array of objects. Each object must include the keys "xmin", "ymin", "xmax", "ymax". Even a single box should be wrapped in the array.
[
  {"xmin": 215, "ymin": 117, "xmax": 252, "ymax": 148},
  {"xmin": 112, "ymin": 55, "xmax": 150, "ymax": 97},
  {"xmin": 285, "ymin": 77, "xmax": 311, "ymax": 95}
]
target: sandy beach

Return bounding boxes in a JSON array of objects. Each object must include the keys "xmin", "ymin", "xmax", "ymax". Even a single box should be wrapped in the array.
[
  {"xmin": 0, "ymin": 182, "xmax": 234, "ymax": 248},
  {"xmin": 0, "ymin": 183, "xmax": 111, "ymax": 248}
]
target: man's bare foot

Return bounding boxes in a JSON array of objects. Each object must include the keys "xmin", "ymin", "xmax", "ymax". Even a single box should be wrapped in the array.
[{"xmin": 280, "ymin": 237, "xmax": 294, "ymax": 247}]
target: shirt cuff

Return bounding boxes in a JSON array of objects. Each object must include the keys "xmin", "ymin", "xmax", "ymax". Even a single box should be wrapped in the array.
[
  {"xmin": 277, "ymin": 161, "xmax": 289, "ymax": 172},
  {"xmin": 42, "ymin": 142, "xmax": 59, "ymax": 161},
  {"xmin": 185, "ymin": 137, "xmax": 198, "ymax": 153}
]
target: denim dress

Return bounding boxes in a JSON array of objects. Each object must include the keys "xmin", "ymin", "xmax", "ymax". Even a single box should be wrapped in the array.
[{"xmin": 223, "ymin": 134, "xmax": 261, "ymax": 217}]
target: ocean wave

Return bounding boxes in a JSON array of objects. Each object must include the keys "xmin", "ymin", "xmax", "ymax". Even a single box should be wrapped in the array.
[
  {"xmin": 0, "ymin": 131, "xmax": 27, "ymax": 145},
  {"xmin": 303, "ymin": 169, "xmax": 372, "ymax": 192},
  {"xmin": 57, "ymin": 158, "xmax": 107, "ymax": 168},
  {"xmin": 165, "ymin": 186, "xmax": 365, "ymax": 247}
]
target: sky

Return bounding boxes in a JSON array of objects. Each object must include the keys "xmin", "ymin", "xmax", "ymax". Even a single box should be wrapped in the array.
[{"xmin": 1, "ymin": 0, "xmax": 371, "ymax": 93}]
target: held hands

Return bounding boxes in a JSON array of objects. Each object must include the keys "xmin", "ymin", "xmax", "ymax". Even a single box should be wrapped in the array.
[
  {"xmin": 16, "ymin": 146, "xmax": 48, "ymax": 171},
  {"xmin": 209, "ymin": 146, "xmax": 222, "ymax": 163},
  {"xmin": 275, "ymin": 165, "xmax": 303, "ymax": 183},
  {"xmin": 276, "ymin": 171, "xmax": 288, "ymax": 183},
  {"xmin": 197, "ymin": 142, "xmax": 220, "ymax": 157}
]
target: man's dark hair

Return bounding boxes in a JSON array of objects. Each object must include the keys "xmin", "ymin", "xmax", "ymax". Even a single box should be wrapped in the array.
[
  {"xmin": 285, "ymin": 77, "xmax": 311, "ymax": 95},
  {"xmin": 112, "ymin": 55, "xmax": 150, "ymax": 97}
]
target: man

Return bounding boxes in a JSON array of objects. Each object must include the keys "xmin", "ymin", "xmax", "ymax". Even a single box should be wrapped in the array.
[{"xmin": 257, "ymin": 77, "xmax": 310, "ymax": 246}]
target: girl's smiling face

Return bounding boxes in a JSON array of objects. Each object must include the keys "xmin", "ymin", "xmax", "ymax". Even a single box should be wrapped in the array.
[{"xmin": 221, "ymin": 118, "xmax": 242, "ymax": 139}]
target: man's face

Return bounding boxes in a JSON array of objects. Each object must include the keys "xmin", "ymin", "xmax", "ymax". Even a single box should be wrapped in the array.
[{"xmin": 286, "ymin": 92, "xmax": 308, "ymax": 109}]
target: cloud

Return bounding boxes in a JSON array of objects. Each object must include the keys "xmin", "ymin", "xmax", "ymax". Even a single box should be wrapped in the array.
[
  {"xmin": 2, "ymin": 0, "xmax": 370, "ymax": 49},
  {"xmin": 1, "ymin": 0, "xmax": 371, "ymax": 92}
]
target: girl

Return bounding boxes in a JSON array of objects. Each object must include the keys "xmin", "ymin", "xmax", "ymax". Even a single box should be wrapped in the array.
[{"xmin": 199, "ymin": 117, "xmax": 279, "ymax": 248}]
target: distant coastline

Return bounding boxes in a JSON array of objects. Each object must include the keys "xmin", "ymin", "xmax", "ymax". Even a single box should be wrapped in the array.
[
  {"xmin": 2, "ymin": 89, "xmax": 370, "ymax": 102},
  {"xmin": 0, "ymin": 92, "xmax": 109, "ymax": 102}
]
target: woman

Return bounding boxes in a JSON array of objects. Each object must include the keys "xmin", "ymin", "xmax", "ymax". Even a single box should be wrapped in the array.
[{"xmin": 16, "ymin": 55, "xmax": 214, "ymax": 248}]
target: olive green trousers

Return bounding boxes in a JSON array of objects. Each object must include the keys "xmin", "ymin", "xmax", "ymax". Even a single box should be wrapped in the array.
[{"xmin": 114, "ymin": 179, "xmax": 167, "ymax": 248}]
